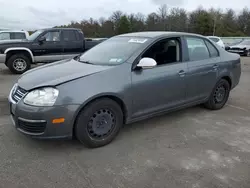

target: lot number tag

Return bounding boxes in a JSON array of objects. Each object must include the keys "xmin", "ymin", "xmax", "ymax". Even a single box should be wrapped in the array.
[{"xmin": 128, "ymin": 38, "xmax": 147, "ymax": 43}]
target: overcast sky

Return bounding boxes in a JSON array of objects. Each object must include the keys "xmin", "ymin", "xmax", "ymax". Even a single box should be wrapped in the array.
[{"xmin": 0, "ymin": 0, "xmax": 249, "ymax": 30}]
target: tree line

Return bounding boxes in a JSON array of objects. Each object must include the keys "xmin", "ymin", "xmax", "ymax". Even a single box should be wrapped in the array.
[{"xmin": 53, "ymin": 5, "xmax": 250, "ymax": 38}]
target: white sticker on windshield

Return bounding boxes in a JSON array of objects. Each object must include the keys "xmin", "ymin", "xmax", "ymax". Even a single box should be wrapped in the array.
[
  {"xmin": 109, "ymin": 58, "xmax": 118, "ymax": 62},
  {"xmin": 109, "ymin": 58, "xmax": 122, "ymax": 63},
  {"xmin": 128, "ymin": 38, "xmax": 147, "ymax": 43}
]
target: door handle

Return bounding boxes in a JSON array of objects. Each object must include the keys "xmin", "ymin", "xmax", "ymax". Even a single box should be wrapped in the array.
[
  {"xmin": 178, "ymin": 70, "xmax": 185, "ymax": 77},
  {"xmin": 213, "ymin": 64, "xmax": 218, "ymax": 69}
]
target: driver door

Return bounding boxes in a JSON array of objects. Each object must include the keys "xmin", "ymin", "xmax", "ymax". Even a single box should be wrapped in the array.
[
  {"xmin": 131, "ymin": 37, "xmax": 188, "ymax": 118},
  {"xmin": 32, "ymin": 30, "xmax": 64, "ymax": 62}
]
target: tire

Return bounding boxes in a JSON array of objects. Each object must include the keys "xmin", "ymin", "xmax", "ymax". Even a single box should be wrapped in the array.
[
  {"xmin": 75, "ymin": 98, "xmax": 123, "ymax": 148},
  {"xmin": 6, "ymin": 53, "xmax": 31, "ymax": 74},
  {"xmin": 204, "ymin": 79, "xmax": 230, "ymax": 110},
  {"xmin": 247, "ymin": 50, "xmax": 250, "ymax": 57}
]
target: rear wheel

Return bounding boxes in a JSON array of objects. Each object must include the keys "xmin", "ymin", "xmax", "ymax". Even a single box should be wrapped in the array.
[
  {"xmin": 75, "ymin": 98, "xmax": 123, "ymax": 148},
  {"xmin": 204, "ymin": 79, "xmax": 230, "ymax": 110},
  {"xmin": 7, "ymin": 54, "xmax": 31, "ymax": 74}
]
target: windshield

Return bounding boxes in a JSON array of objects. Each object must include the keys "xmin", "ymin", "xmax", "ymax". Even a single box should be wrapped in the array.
[
  {"xmin": 27, "ymin": 30, "xmax": 43, "ymax": 41},
  {"xmin": 239, "ymin": 40, "xmax": 250, "ymax": 45},
  {"xmin": 208, "ymin": 37, "xmax": 219, "ymax": 43},
  {"xmin": 79, "ymin": 36, "xmax": 150, "ymax": 65}
]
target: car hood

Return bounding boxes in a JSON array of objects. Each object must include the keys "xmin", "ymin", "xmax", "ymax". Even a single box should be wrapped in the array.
[
  {"xmin": 18, "ymin": 59, "xmax": 113, "ymax": 91},
  {"xmin": 0, "ymin": 39, "xmax": 29, "ymax": 45},
  {"xmin": 230, "ymin": 45, "xmax": 250, "ymax": 49}
]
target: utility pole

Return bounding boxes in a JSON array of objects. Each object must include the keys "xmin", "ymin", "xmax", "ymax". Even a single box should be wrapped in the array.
[{"xmin": 213, "ymin": 15, "xmax": 217, "ymax": 36}]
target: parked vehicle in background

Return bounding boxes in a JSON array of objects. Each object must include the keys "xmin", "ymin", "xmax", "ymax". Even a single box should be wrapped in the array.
[
  {"xmin": 224, "ymin": 39, "xmax": 244, "ymax": 52},
  {"xmin": 0, "ymin": 28, "xmax": 10, "ymax": 31},
  {"xmin": 0, "ymin": 30, "xmax": 29, "ymax": 41},
  {"xmin": 0, "ymin": 28, "xmax": 103, "ymax": 74},
  {"xmin": 227, "ymin": 39, "xmax": 250, "ymax": 56},
  {"xmin": 86, "ymin": 38, "xmax": 108, "ymax": 41},
  {"xmin": 8, "ymin": 31, "xmax": 241, "ymax": 148},
  {"xmin": 223, "ymin": 39, "xmax": 244, "ymax": 47},
  {"xmin": 207, "ymin": 36, "xmax": 225, "ymax": 49}
]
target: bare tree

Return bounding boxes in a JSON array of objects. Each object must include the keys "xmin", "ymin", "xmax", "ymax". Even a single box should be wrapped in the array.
[
  {"xmin": 168, "ymin": 8, "xmax": 188, "ymax": 32},
  {"xmin": 237, "ymin": 7, "xmax": 250, "ymax": 35},
  {"xmin": 53, "ymin": 6, "xmax": 249, "ymax": 37},
  {"xmin": 110, "ymin": 11, "xmax": 123, "ymax": 23},
  {"xmin": 157, "ymin": 4, "xmax": 168, "ymax": 30}
]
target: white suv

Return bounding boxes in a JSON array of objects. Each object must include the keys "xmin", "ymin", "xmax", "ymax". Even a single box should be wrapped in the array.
[
  {"xmin": 0, "ymin": 30, "xmax": 29, "ymax": 41},
  {"xmin": 207, "ymin": 36, "xmax": 225, "ymax": 49}
]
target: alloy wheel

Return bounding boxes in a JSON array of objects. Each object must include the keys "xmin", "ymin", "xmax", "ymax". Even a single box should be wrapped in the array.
[{"xmin": 13, "ymin": 58, "xmax": 27, "ymax": 72}]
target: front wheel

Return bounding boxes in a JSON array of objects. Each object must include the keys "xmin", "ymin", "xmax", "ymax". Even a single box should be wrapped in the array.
[
  {"xmin": 6, "ymin": 54, "xmax": 31, "ymax": 74},
  {"xmin": 204, "ymin": 79, "xmax": 230, "ymax": 110},
  {"xmin": 247, "ymin": 50, "xmax": 250, "ymax": 57},
  {"xmin": 75, "ymin": 98, "xmax": 123, "ymax": 148}
]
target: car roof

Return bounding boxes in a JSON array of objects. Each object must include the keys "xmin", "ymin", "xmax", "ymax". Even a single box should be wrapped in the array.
[
  {"xmin": 43, "ymin": 28, "xmax": 81, "ymax": 31},
  {"xmin": 118, "ymin": 31, "xmax": 204, "ymax": 38},
  {"xmin": 207, "ymin": 36, "xmax": 220, "ymax": 39},
  {"xmin": 0, "ymin": 30, "xmax": 28, "ymax": 33}
]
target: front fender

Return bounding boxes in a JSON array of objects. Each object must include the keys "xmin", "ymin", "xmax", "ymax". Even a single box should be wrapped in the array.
[
  {"xmin": 54, "ymin": 63, "xmax": 132, "ymax": 119},
  {"xmin": 4, "ymin": 47, "xmax": 34, "ymax": 62}
]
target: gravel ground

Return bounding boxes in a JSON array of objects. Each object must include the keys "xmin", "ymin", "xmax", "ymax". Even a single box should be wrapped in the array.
[{"xmin": 0, "ymin": 58, "xmax": 250, "ymax": 188}]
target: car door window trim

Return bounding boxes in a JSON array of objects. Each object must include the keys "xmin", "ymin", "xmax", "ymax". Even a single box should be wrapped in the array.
[
  {"xmin": 185, "ymin": 36, "xmax": 214, "ymax": 62},
  {"xmin": 132, "ymin": 36, "xmax": 183, "ymax": 71}
]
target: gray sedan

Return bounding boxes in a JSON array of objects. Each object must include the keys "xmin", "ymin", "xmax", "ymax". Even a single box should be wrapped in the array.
[{"xmin": 8, "ymin": 32, "xmax": 241, "ymax": 148}]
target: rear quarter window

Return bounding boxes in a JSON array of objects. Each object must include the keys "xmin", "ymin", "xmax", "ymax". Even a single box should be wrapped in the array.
[
  {"xmin": 205, "ymin": 40, "xmax": 219, "ymax": 57},
  {"xmin": 63, "ymin": 30, "xmax": 77, "ymax": 41}
]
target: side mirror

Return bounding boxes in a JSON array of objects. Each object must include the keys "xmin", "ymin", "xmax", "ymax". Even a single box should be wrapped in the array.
[
  {"xmin": 137, "ymin": 57, "xmax": 157, "ymax": 69},
  {"xmin": 38, "ymin": 36, "xmax": 46, "ymax": 43},
  {"xmin": 225, "ymin": 46, "xmax": 230, "ymax": 51}
]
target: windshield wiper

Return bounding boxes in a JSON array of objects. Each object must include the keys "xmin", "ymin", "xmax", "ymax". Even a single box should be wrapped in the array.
[
  {"xmin": 78, "ymin": 60, "xmax": 93, "ymax": 64},
  {"xmin": 74, "ymin": 55, "xmax": 93, "ymax": 64}
]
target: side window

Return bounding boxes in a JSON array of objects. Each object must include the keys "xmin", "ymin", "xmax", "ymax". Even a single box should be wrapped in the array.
[
  {"xmin": 205, "ymin": 40, "xmax": 219, "ymax": 57},
  {"xmin": 186, "ymin": 37, "xmax": 210, "ymax": 61},
  {"xmin": 43, "ymin": 31, "xmax": 60, "ymax": 41},
  {"xmin": 142, "ymin": 38, "xmax": 181, "ymax": 66},
  {"xmin": 74, "ymin": 31, "xmax": 80, "ymax": 40},
  {"xmin": 63, "ymin": 30, "xmax": 77, "ymax": 41},
  {"xmin": 0, "ymin": 32, "xmax": 10, "ymax": 40},
  {"xmin": 11, "ymin": 32, "xmax": 26, "ymax": 39}
]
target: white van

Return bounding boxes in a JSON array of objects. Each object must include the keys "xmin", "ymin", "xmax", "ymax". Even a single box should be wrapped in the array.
[
  {"xmin": 207, "ymin": 36, "xmax": 225, "ymax": 49},
  {"xmin": 0, "ymin": 30, "xmax": 29, "ymax": 40}
]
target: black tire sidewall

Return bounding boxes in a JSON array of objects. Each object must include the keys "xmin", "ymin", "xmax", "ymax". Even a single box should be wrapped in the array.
[
  {"xmin": 205, "ymin": 79, "xmax": 230, "ymax": 110},
  {"xmin": 75, "ymin": 98, "xmax": 123, "ymax": 148},
  {"xmin": 247, "ymin": 50, "xmax": 250, "ymax": 56},
  {"xmin": 7, "ymin": 54, "xmax": 31, "ymax": 74}
]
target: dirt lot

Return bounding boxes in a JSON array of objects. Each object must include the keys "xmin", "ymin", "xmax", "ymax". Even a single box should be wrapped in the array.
[{"xmin": 0, "ymin": 59, "xmax": 250, "ymax": 188}]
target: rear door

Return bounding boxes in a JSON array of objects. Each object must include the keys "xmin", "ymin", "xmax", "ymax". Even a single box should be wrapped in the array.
[
  {"xmin": 62, "ymin": 30, "xmax": 83, "ymax": 59},
  {"xmin": 184, "ymin": 36, "xmax": 220, "ymax": 102}
]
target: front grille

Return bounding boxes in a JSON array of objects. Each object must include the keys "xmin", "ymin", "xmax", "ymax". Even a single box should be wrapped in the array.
[
  {"xmin": 12, "ymin": 86, "xmax": 27, "ymax": 103},
  {"xmin": 18, "ymin": 119, "xmax": 46, "ymax": 134},
  {"xmin": 230, "ymin": 47, "xmax": 242, "ymax": 51}
]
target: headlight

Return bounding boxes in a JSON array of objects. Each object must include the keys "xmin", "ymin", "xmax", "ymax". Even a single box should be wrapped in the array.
[{"xmin": 23, "ymin": 87, "xmax": 59, "ymax": 106}]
